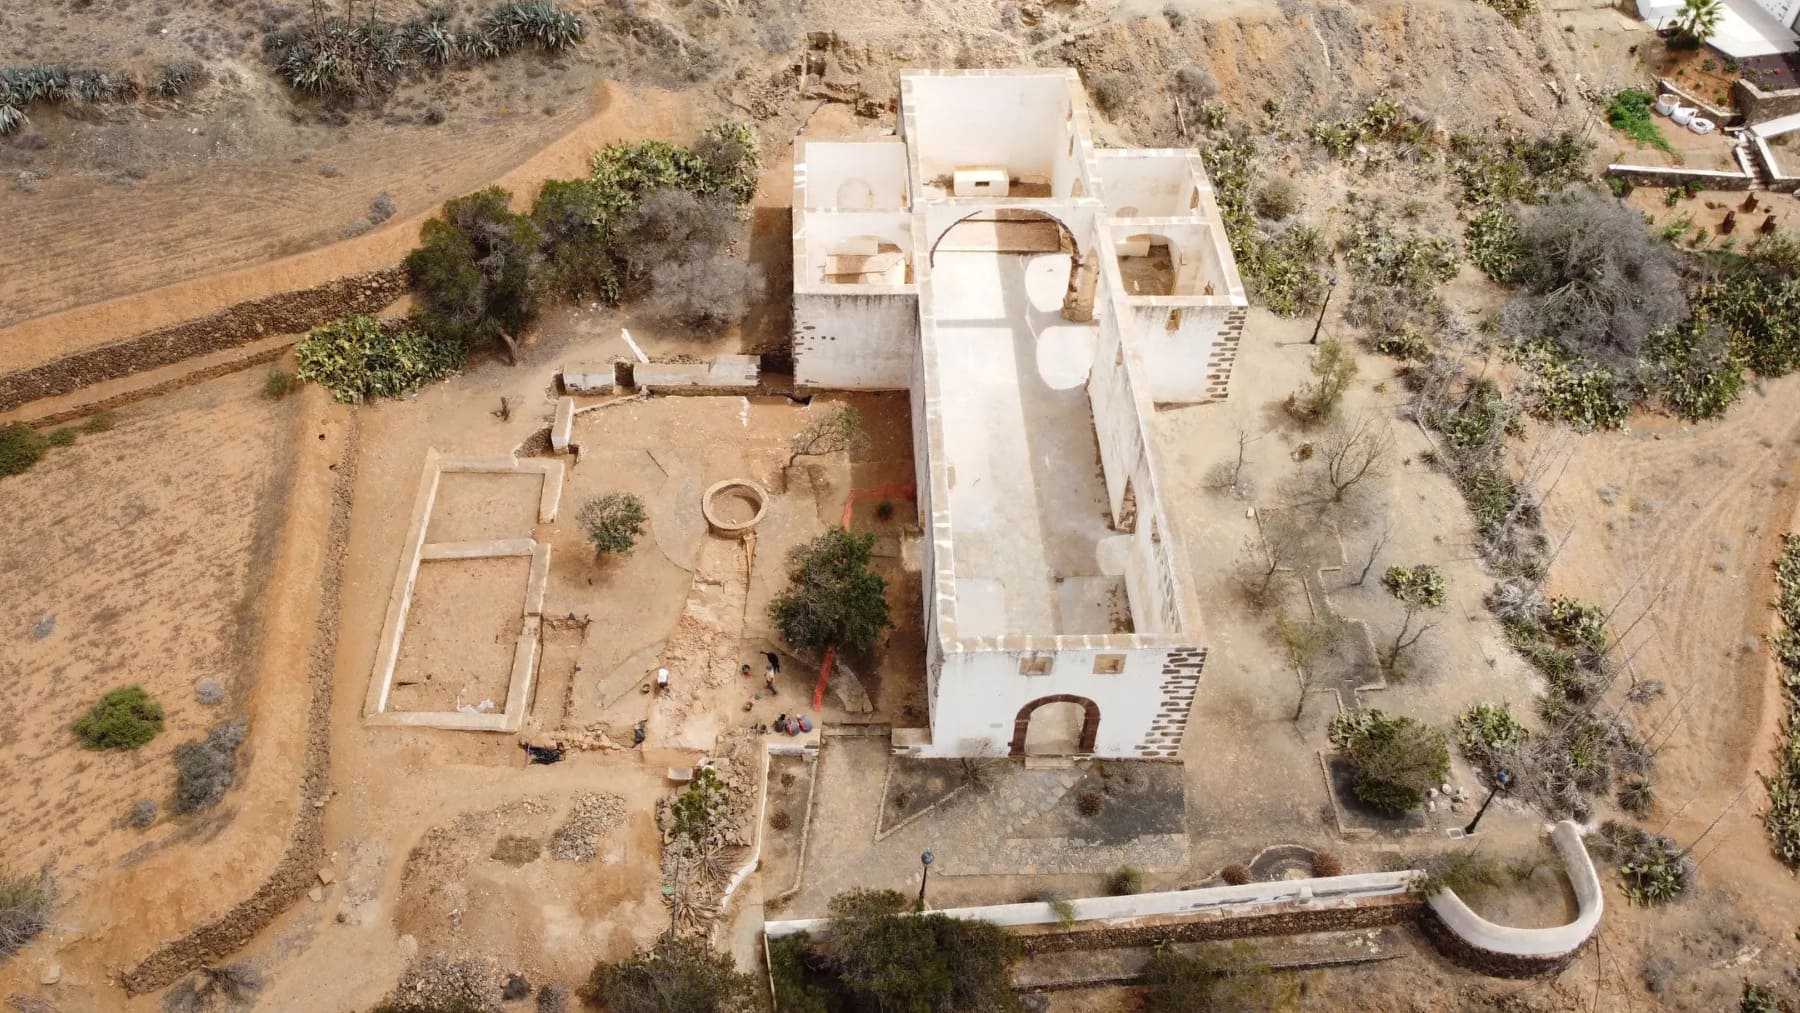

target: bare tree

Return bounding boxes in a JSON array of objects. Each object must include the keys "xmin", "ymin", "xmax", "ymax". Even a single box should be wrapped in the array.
[
  {"xmin": 1236, "ymin": 517, "xmax": 1303, "ymax": 611},
  {"xmin": 1203, "ymin": 423, "xmax": 1262, "ymax": 499},
  {"xmin": 786, "ymin": 404, "xmax": 870, "ymax": 470},
  {"xmin": 1351, "ymin": 518, "xmax": 1393, "ymax": 587},
  {"xmin": 1278, "ymin": 611, "xmax": 1347, "ymax": 722},
  {"xmin": 1316, "ymin": 413, "xmax": 1393, "ymax": 504}
]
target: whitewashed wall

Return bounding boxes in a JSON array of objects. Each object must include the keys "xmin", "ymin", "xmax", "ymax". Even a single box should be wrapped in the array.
[
  {"xmin": 915, "ymin": 644, "xmax": 1172, "ymax": 758},
  {"xmin": 794, "ymin": 292, "xmax": 918, "ymax": 390}
]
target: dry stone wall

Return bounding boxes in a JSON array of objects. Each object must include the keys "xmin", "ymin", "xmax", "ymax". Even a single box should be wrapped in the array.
[{"xmin": 0, "ymin": 268, "xmax": 407, "ymax": 414}]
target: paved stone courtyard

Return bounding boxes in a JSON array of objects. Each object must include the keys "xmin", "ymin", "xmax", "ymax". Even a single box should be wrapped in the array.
[{"xmin": 781, "ymin": 734, "xmax": 1187, "ymax": 915}]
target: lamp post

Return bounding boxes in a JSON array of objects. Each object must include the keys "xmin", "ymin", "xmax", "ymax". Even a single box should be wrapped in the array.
[
  {"xmin": 1309, "ymin": 276, "xmax": 1338, "ymax": 345},
  {"xmin": 917, "ymin": 850, "xmax": 935, "ymax": 910},
  {"xmin": 1463, "ymin": 770, "xmax": 1512, "ymax": 836}
]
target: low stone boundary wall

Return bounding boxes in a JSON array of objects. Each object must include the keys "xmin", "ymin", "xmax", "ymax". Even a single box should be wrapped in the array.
[
  {"xmin": 1753, "ymin": 135, "xmax": 1800, "ymax": 193},
  {"xmin": 0, "ymin": 267, "xmax": 407, "ymax": 414},
  {"xmin": 1607, "ymin": 163, "xmax": 1755, "ymax": 190},
  {"xmin": 764, "ymin": 821, "xmax": 1602, "ymax": 981}
]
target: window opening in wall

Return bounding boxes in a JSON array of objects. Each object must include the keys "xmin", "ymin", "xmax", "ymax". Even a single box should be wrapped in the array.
[
  {"xmin": 1166, "ymin": 309, "xmax": 1183, "ymax": 331},
  {"xmin": 1190, "ymin": 190, "xmax": 1201, "ymax": 210},
  {"xmin": 1020, "ymin": 655, "xmax": 1053, "ymax": 676},
  {"xmin": 1068, "ymin": 135, "xmax": 1075, "ymax": 157},
  {"xmin": 1093, "ymin": 654, "xmax": 1126, "ymax": 675}
]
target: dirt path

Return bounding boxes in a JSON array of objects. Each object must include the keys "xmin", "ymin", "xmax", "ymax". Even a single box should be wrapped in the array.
[{"xmin": 0, "ymin": 81, "xmax": 701, "ymax": 378}]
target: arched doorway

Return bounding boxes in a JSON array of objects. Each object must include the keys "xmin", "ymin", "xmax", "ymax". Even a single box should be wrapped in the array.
[
  {"xmin": 929, "ymin": 209, "xmax": 1097, "ymax": 323},
  {"xmin": 1009, "ymin": 694, "xmax": 1101, "ymax": 756}
]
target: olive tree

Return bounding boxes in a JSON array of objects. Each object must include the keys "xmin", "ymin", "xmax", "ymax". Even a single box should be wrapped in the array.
[{"xmin": 578, "ymin": 492, "xmax": 648, "ymax": 557}]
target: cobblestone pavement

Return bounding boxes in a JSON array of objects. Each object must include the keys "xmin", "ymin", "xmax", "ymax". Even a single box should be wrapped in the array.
[{"xmin": 783, "ymin": 735, "xmax": 1188, "ymax": 915}]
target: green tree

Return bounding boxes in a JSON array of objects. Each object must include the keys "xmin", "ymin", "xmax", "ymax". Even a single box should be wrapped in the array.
[
  {"xmin": 404, "ymin": 186, "xmax": 544, "ymax": 362},
  {"xmin": 769, "ymin": 528, "xmax": 891, "ymax": 656},
  {"xmin": 1293, "ymin": 338, "xmax": 1359, "ymax": 421},
  {"xmin": 578, "ymin": 492, "xmax": 648, "ymax": 557},
  {"xmin": 1329, "ymin": 710, "xmax": 1450, "ymax": 814},
  {"xmin": 824, "ymin": 889, "xmax": 1020, "ymax": 1013},
  {"xmin": 581, "ymin": 935, "xmax": 756, "ymax": 1013},
  {"xmin": 73, "ymin": 685, "xmax": 164, "ymax": 750}
]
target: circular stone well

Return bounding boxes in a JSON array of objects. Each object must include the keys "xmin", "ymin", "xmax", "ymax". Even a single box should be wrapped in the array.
[{"xmin": 702, "ymin": 479, "xmax": 769, "ymax": 539}]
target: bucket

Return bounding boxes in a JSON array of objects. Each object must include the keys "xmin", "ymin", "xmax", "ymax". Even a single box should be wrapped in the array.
[{"xmin": 1654, "ymin": 92, "xmax": 1678, "ymax": 116}]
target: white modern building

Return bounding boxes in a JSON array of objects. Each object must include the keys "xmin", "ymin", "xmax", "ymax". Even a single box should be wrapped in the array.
[{"xmin": 791, "ymin": 69, "xmax": 1248, "ymax": 760}]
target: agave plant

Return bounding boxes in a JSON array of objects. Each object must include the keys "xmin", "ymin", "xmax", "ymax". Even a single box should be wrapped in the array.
[
  {"xmin": 411, "ymin": 21, "xmax": 457, "ymax": 67},
  {"xmin": 0, "ymin": 102, "xmax": 24, "ymax": 136}
]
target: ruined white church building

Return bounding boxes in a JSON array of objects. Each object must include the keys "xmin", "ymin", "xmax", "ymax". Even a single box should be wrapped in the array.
[{"xmin": 791, "ymin": 69, "xmax": 1248, "ymax": 760}]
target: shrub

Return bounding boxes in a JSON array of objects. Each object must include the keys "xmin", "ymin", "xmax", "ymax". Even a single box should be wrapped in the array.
[
  {"xmin": 173, "ymin": 718, "xmax": 248, "ymax": 813},
  {"xmin": 769, "ymin": 528, "xmax": 891, "ymax": 656},
  {"xmin": 195, "ymin": 679, "xmax": 225, "ymax": 706},
  {"xmin": 1090, "ymin": 73, "xmax": 1133, "ymax": 114},
  {"xmin": 1695, "ymin": 275, "xmax": 1800, "ymax": 379},
  {"xmin": 1742, "ymin": 983, "xmax": 1783, "ymax": 1013},
  {"xmin": 648, "ymin": 251, "xmax": 762, "ymax": 332},
  {"xmin": 1617, "ymin": 776, "xmax": 1656, "ymax": 816},
  {"xmin": 1455, "ymin": 701, "xmax": 1529, "ymax": 772},
  {"xmin": 262, "ymin": 367, "xmax": 301, "ymax": 400},
  {"xmin": 577, "ymin": 492, "xmax": 648, "ymax": 556},
  {"xmin": 369, "ymin": 191, "xmax": 398, "ymax": 223},
  {"xmin": 1506, "ymin": 187, "xmax": 1689, "ymax": 372},
  {"xmin": 1109, "ymin": 865, "xmax": 1144, "ymax": 895},
  {"xmin": 1515, "ymin": 340, "xmax": 1635, "ymax": 431},
  {"xmin": 770, "ymin": 810, "xmax": 792, "ymax": 831},
  {"xmin": 1311, "ymin": 851, "xmax": 1343, "ymax": 877},
  {"xmin": 405, "ymin": 187, "xmax": 544, "ymax": 358},
  {"xmin": 1415, "ymin": 850, "xmax": 1506, "ymax": 898},
  {"xmin": 130, "ymin": 798, "xmax": 158, "ymax": 829},
  {"xmin": 1329, "ymin": 709, "xmax": 1450, "ymax": 813},
  {"xmin": 46, "ymin": 427, "xmax": 77, "ymax": 448},
  {"xmin": 1383, "ymin": 564, "xmax": 1446, "ymax": 609},
  {"xmin": 1244, "ymin": 225, "xmax": 1328, "ymax": 317},
  {"xmin": 1605, "ymin": 89, "xmax": 1674, "ymax": 155},
  {"xmin": 1077, "ymin": 790, "xmax": 1105, "ymax": 816},
  {"xmin": 73, "ymin": 685, "xmax": 164, "ymax": 750},
  {"xmin": 1465, "ymin": 207, "xmax": 1525, "ymax": 284},
  {"xmin": 1254, "ymin": 177, "xmax": 1300, "ymax": 221},
  {"xmin": 1645, "ymin": 317, "xmax": 1744, "ymax": 421},
  {"xmin": 537, "ymin": 982, "xmax": 570, "ymax": 1013},
  {"xmin": 580, "ymin": 935, "xmax": 754, "ymax": 1012},
  {"xmin": 81, "ymin": 411, "xmax": 116, "ymax": 433},
  {"xmin": 1220, "ymin": 863, "xmax": 1251, "ymax": 885},
  {"xmin": 1764, "ymin": 533, "xmax": 1800, "ymax": 867},
  {"xmin": 1447, "ymin": 128, "xmax": 1590, "ymax": 208},
  {"xmin": 296, "ymin": 315, "xmax": 462, "ymax": 403},
  {"xmin": 1345, "ymin": 217, "xmax": 1459, "ymax": 292},
  {"xmin": 0, "ymin": 422, "xmax": 48, "ymax": 478},
  {"xmin": 1140, "ymin": 944, "xmax": 1294, "ymax": 1013},
  {"xmin": 0, "ymin": 865, "xmax": 54, "ymax": 961},
  {"xmin": 1598, "ymin": 820, "xmax": 1693, "ymax": 905},
  {"xmin": 1040, "ymin": 891, "xmax": 1078, "ymax": 927}
]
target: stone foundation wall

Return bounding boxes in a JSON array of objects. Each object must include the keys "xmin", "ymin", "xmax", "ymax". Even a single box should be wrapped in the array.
[{"xmin": 0, "ymin": 267, "xmax": 407, "ymax": 414}]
